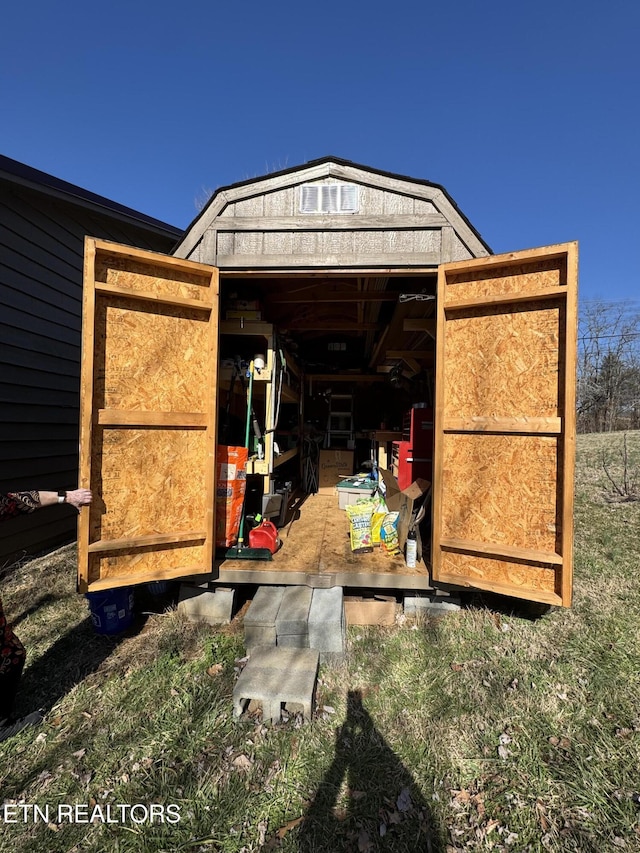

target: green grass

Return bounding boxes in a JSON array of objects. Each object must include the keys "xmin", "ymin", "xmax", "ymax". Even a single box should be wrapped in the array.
[{"xmin": 1, "ymin": 432, "xmax": 640, "ymax": 852}]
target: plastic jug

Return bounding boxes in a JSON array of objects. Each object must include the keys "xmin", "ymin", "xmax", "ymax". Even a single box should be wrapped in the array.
[{"xmin": 249, "ymin": 519, "xmax": 280, "ymax": 554}]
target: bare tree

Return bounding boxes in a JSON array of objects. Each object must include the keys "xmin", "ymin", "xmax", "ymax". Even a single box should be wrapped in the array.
[{"xmin": 577, "ymin": 301, "xmax": 640, "ymax": 432}]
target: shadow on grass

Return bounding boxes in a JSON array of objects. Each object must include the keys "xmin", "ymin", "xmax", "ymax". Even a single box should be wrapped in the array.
[
  {"xmin": 464, "ymin": 590, "xmax": 551, "ymax": 621},
  {"xmin": 10, "ymin": 593, "xmax": 61, "ymax": 628},
  {"xmin": 14, "ymin": 614, "xmax": 147, "ymax": 719},
  {"xmin": 295, "ymin": 689, "xmax": 444, "ymax": 853}
]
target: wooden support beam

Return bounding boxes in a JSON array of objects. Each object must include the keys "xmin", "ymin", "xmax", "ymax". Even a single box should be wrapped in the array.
[
  {"xmin": 443, "ymin": 416, "xmax": 562, "ymax": 434},
  {"xmin": 266, "ymin": 291, "xmax": 398, "ymax": 303},
  {"xmin": 385, "ymin": 350, "xmax": 434, "ymax": 359},
  {"xmin": 440, "ymin": 537, "xmax": 563, "ymax": 566},
  {"xmin": 444, "ymin": 286, "xmax": 568, "ymax": 312},
  {"xmin": 403, "ymin": 318, "xmax": 437, "ymax": 336},
  {"xmin": 88, "ymin": 531, "xmax": 207, "ymax": 553},
  {"xmin": 95, "ymin": 283, "xmax": 213, "ymax": 312},
  {"xmin": 280, "ymin": 320, "xmax": 381, "ymax": 331},
  {"xmin": 97, "ymin": 410, "xmax": 207, "ymax": 428}
]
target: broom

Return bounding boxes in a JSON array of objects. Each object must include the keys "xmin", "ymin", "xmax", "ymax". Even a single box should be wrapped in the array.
[{"xmin": 225, "ymin": 359, "xmax": 273, "ymax": 561}]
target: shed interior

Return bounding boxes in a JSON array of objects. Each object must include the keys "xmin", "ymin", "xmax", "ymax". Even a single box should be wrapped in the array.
[{"xmin": 216, "ymin": 270, "xmax": 438, "ymax": 584}]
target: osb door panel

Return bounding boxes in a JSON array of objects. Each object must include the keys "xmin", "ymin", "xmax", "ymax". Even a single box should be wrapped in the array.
[
  {"xmin": 432, "ymin": 243, "xmax": 578, "ymax": 607},
  {"xmin": 78, "ymin": 238, "xmax": 219, "ymax": 593}
]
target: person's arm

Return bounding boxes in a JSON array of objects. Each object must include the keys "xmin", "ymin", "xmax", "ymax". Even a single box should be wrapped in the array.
[
  {"xmin": 1, "ymin": 489, "xmax": 92, "ymax": 522},
  {"xmin": 37, "ymin": 489, "xmax": 92, "ymax": 510}
]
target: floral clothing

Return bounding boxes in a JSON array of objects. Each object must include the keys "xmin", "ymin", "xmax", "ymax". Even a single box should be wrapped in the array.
[
  {"xmin": 0, "ymin": 491, "xmax": 40, "ymax": 720},
  {"xmin": 0, "ymin": 490, "xmax": 40, "ymax": 521}
]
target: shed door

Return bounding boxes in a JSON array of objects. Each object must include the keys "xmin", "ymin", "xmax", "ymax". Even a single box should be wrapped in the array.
[
  {"xmin": 432, "ymin": 243, "xmax": 578, "ymax": 607},
  {"xmin": 78, "ymin": 238, "xmax": 220, "ymax": 594}
]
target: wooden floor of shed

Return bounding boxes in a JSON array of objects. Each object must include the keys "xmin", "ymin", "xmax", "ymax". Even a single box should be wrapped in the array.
[{"xmin": 215, "ymin": 493, "xmax": 432, "ymax": 590}]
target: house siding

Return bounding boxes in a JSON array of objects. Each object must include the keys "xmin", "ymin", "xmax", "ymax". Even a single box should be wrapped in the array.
[{"xmin": 0, "ymin": 175, "xmax": 181, "ymax": 565}]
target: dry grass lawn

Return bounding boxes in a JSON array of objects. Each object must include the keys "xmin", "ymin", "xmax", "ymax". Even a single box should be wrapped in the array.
[{"xmin": 0, "ymin": 431, "xmax": 639, "ymax": 852}]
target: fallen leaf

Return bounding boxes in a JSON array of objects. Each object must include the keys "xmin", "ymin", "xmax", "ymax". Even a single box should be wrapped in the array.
[
  {"xmin": 47, "ymin": 823, "xmax": 59, "ymax": 832},
  {"xmin": 379, "ymin": 822, "xmax": 387, "ymax": 836},
  {"xmin": 72, "ymin": 748, "xmax": 86, "ymax": 759},
  {"xmin": 358, "ymin": 828, "xmax": 372, "ymax": 851},
  {"xmin": 498, "ymin": 745, "xmax": 510, "ymax": 760},
  {"xmin": 49, "ymin": 715, "xmax": 63, "ymax": 727},
  {"xmin": 616, "ymin": 728, "xmax": 632, "ymax": 739},
  {"xmin": 207, "ymin": 663, "xmax": 224, "ymax": 678},
  {"xmin": 170, "ymin": 688, "xmax": 179, "ymax": 697},
  {"xmin": 452, "ymin": 789, "xmax": 471, "ymax": 804},
  {"xmin": 275, "ymin": 815, "xmax": 303, "ymax": 838},
  {"xmin": 536, "ymin": 799, "xmax": 549, "ymax": 831},
  {"xmin": 450, "ymin": 663, "xmax": 464, "ymax": 671},
  {"xmin": 232, "ymin": 754, "xmax": 253, "ymax": 772},
  {"xmin": 397, "ymin": 788, "xmax": 412, "ymax": 812},
  {"xmin": 350, "ymin": 789, "xmax": 366, "ymax": 800}
]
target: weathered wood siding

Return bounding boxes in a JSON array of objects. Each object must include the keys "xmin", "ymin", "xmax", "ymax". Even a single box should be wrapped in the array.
[
  {"xmin": 0, "ymin": 180, "xmax": 180, "ymax": 565},
  {"xmin": 177, "ymin": 160, "xmax": 488, "ymax": 268}
]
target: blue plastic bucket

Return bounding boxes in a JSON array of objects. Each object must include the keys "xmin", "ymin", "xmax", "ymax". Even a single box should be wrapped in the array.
[
  {"xmin": 86, "ymin": 588, "xmax": 135, "ymax": 635},
  {"xmin": 146, "ymin": 581, "xmax": 170, "ymax": 596}
]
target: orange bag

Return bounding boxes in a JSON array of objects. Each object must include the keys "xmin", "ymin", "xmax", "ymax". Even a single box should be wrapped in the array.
[{"xmin": 215, "ymin": 446, "xmax": 248, "ymax": 548}]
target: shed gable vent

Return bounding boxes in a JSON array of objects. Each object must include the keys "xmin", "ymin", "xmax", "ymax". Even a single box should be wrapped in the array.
[{"xmin": 300, "ymin": 183, "xmax": 359, "ymax": 214}]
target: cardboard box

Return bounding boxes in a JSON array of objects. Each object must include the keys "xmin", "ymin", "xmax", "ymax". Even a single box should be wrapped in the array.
[
  {"xmin": 344, "ymin": 595, "xmax": 398, "ymax": 626},
  {"xmin": 397, "ymin": 478, "xmax": 431, "ymax": 550},
  {"xmin": 318, "ymin": 449, "xmax": 354, "ymax": 494},
  {"xmin": 378, "ymin": 467, "xmax": 401, "ymax": 511}
]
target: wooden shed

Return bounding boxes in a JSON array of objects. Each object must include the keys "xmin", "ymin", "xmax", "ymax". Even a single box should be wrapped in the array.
[
  {"xmin": 78, "ymin": 157, "xmax": 577, "ymax": 607},
  {"xmin": 0, "ymin": 155, "xmax": 182, "ymax": 565}
]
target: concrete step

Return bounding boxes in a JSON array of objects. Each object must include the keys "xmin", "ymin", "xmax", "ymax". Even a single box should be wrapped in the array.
[
  {"xmin": 244, "ymin": 585, "xmax": 345, "ymax": 660},
  {"xmin": 233, "ymin": 646, "xmax": 319, "ymax": 724}
]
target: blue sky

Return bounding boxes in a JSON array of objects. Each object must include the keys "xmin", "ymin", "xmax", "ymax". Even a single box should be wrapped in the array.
[{"xmin": 2, "ymin": 0, "xmax": 639, "ymax": 305}]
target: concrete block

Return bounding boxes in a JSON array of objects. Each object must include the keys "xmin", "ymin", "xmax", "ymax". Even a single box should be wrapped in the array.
[
  {"xmin": 244, "ymin": 624, "xmax": 277, "ymax": 649},
  {"xmin": 403, "ymin": 594, "xmax": 461, "ymax": 616},
  {"xmin": 177, "ymin": 584, "xmax": 234, "ymax": 625},
  {"xmin": 244, "ymin": 586, "xmax": 286, "ymax": 627},
  {"xmin": 233, "ymin": 646, "xmax": 319, "ymax": 724},
  {"xmin": 249, "ymin": 645, "xmax": 318, "ymax": 672},
  {"xmin": 276, "ymin": 586, "xmax": 313, "ymax": 636},
  {"xmin": 277, "ymin": 633, "xmax": 309, "ymax": 649},
  {"xmin": 308, "ymin": 587, "xmax": 345, "ymax": 654}
]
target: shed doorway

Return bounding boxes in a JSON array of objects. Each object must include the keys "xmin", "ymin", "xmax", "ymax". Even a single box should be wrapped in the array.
[{"xmin": 215, "ymin": 267, "xmax": 438, "ymax": 592}]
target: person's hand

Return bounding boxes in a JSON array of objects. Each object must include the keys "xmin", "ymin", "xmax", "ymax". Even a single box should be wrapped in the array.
[{"xmin": 65, "ymin": 488, "xmax": 92, "ymax": 510}]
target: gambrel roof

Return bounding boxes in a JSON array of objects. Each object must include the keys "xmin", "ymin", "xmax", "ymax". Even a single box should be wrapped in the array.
[{"xmin": 174, "ymin": 156, "xmax": 491, "ymax": 265}]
